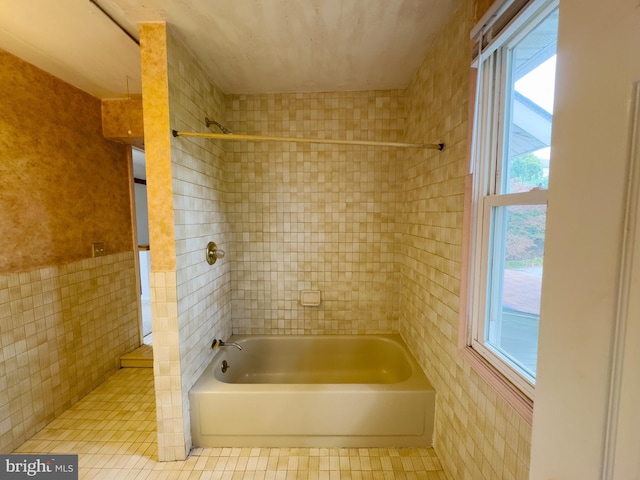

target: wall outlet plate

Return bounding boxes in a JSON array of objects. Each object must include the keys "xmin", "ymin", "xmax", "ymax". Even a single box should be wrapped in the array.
[{"xmin": 92, "ymin": 242, "xmax": 105, "ymax": 257}]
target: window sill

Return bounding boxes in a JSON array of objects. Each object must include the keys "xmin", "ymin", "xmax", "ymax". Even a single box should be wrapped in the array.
[{"xmin": 459, "ymin": 345, "xmax": 533, "ymax": 424}]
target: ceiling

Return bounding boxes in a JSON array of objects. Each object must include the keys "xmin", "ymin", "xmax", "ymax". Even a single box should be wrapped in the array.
[{"xmin": 0, "ymin": 0, "xmax": 461, "ymax": 99}]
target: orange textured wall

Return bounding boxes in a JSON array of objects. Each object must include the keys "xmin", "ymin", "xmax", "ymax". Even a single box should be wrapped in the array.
[
  {"xmin": 139, "ymin": 22, "xmax": 176, "ymax": 272},
  {"xmin": 0, "ymin": 50, "xmax": 133, "ymax": 272}
]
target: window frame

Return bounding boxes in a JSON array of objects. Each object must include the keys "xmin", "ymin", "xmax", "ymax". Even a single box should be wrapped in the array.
[
  {"xmin": 472, "ymin": 192, "xmax": 547, "ymax": 397},
  {"xmin": 460, "ymin": 0, "xmax": 559, "ymax": 419}
]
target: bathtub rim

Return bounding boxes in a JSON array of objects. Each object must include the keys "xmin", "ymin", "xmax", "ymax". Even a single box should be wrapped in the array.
[{"xmin": 191, "ymin": 333, "xmax": 434, "ymax": 392}]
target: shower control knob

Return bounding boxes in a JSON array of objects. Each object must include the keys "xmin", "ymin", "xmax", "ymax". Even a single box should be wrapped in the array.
[{"xmin": 205, "ymin": 242, "xmax": 225, "ymax": 265}]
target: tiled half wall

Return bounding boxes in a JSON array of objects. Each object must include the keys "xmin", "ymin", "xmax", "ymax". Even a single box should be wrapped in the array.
[{"xmin": 0, "ymin": 252, "xmax": 139, "ymax": 452}]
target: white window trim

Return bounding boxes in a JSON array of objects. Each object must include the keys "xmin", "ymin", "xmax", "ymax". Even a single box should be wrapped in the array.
[{"xmin": 459, "ymin": 0, "xmax": 558, "ymax": 421}]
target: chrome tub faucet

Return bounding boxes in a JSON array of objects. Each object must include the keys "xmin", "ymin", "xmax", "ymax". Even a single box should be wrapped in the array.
[{"xmin": 212, "ymin": 338, "xmax": 242, "ymax": 350}]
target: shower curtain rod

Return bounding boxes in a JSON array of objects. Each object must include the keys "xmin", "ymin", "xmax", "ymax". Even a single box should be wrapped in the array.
[{"xmin": 171, "ymin": 130, "xmax": 445, "ymax": 151}]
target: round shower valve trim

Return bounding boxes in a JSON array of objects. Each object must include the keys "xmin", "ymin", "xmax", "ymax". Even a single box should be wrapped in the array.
[{"xmin": 206, "ymin": 241, "xmax": 225, "ymax": 265}]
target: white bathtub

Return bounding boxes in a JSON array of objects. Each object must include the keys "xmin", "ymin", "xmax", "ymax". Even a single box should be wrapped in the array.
[{"xmin": 189, "ymin": 334, "xmax": 435, "ymax": 447}]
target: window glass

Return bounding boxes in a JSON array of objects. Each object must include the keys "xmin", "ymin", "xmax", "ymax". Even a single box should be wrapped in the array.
[
  {"xmin": 503, "ymin": 9, "xmax": 559, "ymax": 194},
  {"xmin": 486, "ymin": 203, "xmax": 546, "ymax": 380}
]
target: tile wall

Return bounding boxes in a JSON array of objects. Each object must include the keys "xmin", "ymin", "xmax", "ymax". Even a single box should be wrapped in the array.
[
  {"xmin": 167, "ymin": 27, "xmax": 233, "ymax": 454},
  {"xmin": 0, "ymin": 252, "xmax": 139, "ymax": 452},
  {"xmin": 399, "ymin": 2, "xmax": 532, "ymax": 479},
  {"xmin": 225, "ymin": 91, "xmax": 405, "ymax": 334}
]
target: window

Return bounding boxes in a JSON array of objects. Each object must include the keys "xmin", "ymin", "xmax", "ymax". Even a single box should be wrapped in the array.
[{"xmin": 465, "ymin": 0, "xmax": 559, "ymax": 401}]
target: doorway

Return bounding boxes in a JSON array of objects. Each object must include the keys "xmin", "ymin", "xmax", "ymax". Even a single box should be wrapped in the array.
[{"xmin": 132, "ymin": 147, "xmax": 152, "ymax": 344}]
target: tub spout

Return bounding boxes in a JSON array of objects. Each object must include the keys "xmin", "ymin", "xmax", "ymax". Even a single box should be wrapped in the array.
[{"xmin": 219, "ymin": 340, "xmax": 242, "ymax": 350}]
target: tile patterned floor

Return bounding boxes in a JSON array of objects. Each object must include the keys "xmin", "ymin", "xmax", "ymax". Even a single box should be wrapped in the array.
[{"xmin": 14, "ymin": 368, "xmax": 448, "ymax": 479}]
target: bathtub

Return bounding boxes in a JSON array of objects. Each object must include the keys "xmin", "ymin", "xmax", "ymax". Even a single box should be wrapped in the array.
[{"xmin": 189, "ymin": 334, "xmax": 435, "ymax": 447}]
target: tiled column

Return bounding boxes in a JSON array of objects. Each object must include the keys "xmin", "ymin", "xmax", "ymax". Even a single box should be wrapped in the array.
[{"xmin": 139, "ymin": 22, "xmax": 186, "ymax": 461}]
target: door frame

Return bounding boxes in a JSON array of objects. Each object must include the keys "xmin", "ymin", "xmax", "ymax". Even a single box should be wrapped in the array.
[{"xmin": 603, "ymin": 82, "xmax": 640, "ymax": 480}]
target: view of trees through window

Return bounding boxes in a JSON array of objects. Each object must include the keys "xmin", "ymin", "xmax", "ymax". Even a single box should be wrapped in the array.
[{"xmin": 506, "ymin": 153, "xmax": 547, "ymax": 268}]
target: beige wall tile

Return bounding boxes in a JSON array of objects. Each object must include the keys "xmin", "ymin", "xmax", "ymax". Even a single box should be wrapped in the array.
[
  {"xmin": 400, "ymin": 3, "xmax": 532, "ymax": 479},
  {"xmin": 0, "ymin": 252, "xmax": 139, "ymax": 452},
  {"xmin": 226, "ymin": 91, "xmax": 404, "ymax": 335}
]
